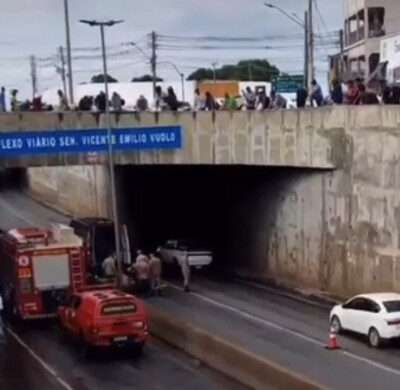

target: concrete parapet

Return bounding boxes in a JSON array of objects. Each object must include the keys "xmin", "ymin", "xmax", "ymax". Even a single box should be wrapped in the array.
[{"xmin": 0, "ymin": 111, "xmax": 337, "ymax": 169}]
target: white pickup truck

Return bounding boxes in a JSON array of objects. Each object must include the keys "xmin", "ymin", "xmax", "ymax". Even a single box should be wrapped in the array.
[{"xmin": 159, "ymin": 240, "xmax": 213, "ymax": 269}]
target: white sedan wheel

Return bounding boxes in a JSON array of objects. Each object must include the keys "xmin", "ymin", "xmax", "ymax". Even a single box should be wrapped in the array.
[{"xmin": 368, "ymin": 328, "xmax": 381, "ymax": 348}]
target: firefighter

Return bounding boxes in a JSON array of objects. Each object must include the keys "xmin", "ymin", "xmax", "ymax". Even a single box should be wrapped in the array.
[
  {"xmin": 179, "ymin": 251, "xmax": 191, "ymax": 293},
  {"xmin": 131, "ymin": 252, "xmax": 151, "ymax": 295},
  {"xmin": 102, "ymin": 252, "xmax": 116, "ymax": 279},
  {"xmin": 136, "ymin": 249, "xmax": 149, "ymax": 264},
  {"xmin": 149, "ymin": 250, "xmax": 162, "ymax": 296}
]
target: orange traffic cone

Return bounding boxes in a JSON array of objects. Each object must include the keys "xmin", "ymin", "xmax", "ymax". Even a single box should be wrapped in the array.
[{"xmin": 326, "ymin": 326, "xmax": 341, "ymax": 350}]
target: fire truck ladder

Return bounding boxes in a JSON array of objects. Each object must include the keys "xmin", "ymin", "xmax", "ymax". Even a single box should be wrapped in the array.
[{"xmin": 70, "ymin": 250, "xmax": 84, "ymax": 291}]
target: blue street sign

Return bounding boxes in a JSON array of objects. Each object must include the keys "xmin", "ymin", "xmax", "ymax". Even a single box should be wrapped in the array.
[{"xmin": 0, "ymin": 126, "xmax": 182, "ymax": 157}]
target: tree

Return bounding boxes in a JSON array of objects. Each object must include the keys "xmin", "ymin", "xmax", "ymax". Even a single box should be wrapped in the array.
[
  {"xmin": 132, "ymin": 74, "xmax": 164, "ymax": 82},
  {"xmin": 91, "ymin": 74, "xmax": 118, "ymax": 83},
  {"xmin": 187, "ymin": 59, "xmax": 280, "ymax": 82}
]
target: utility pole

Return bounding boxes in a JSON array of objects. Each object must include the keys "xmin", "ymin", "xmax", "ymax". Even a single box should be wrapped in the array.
[
  {"xmin": 304, "ymin": 11, "xmax": 309, "ymax": 88},
  {"xmin": 247, "ymin": 63, "xmax": 253, "ymax": 81},
  {"xmin": 339, "ymin": 29, "xmax": 345, "ymax": 78},
  {"xmin": 80, "ymin": 18, "xmax": 124, "ymax": 287},
  {"xmin": 64, "ymin": 0, "xmax": 74, "ymax": 105},
  {"xmin": 180, "ymin": 73, "xmax": 185, "ymax": 102},
  {"xmin": 308, "ymin": 0, "xmax": 315, "ymax": 90},
  {"xmin": 58, "ymin": 46, "xmax": 68, "ymax": 97},
  {"xmin": 30, "ymin": 55, "xmax": 38, "ymax": 100},
  {"xmin": 151, "ymin": 31, "xmax": 157, "ymax": 99},
  {"xmin": 212, "ymin": 62, "xmax": 217, "ymax": 84}
]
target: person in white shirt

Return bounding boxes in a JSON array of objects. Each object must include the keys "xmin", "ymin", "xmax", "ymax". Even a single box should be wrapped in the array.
[
  {"xmin": 102, "ymin": 253, "xmax": 116, "ymax": 278},
  {"xmin": 193, "ymin": 88, "xmax": 203, "ymax": 111}
]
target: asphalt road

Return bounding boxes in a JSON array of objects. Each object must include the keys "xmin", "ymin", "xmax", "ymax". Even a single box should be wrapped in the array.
[
  {"xmin": 5, "ymin": 189, "xmax": 400, "ymax": 389},
  {"xmin": 156, "ymin": 274, "xmax": 400, "ymax": 389},
  {"xmin": 0, "ymin": 190, "xmax": 246, "ymax": 390}
]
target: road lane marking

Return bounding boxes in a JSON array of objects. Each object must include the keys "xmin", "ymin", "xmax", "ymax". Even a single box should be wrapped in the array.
[
  {"xmin": 169, "ymin": 283, "xmax": 400, "ymax": 377},
  {"xmin": 5, "ymin": 326, "xmax": 75, "ymax": 390}
]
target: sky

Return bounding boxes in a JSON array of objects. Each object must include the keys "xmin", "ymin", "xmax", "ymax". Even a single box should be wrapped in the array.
[{"xmin": 0, "ymin": 0, "xmax": 344, "ymax": 99}]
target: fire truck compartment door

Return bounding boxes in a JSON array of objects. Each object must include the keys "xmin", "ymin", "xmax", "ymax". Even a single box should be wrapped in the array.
[{"xmin": 32, "ymin": 255, "xmax": 71, "ymax": 290}]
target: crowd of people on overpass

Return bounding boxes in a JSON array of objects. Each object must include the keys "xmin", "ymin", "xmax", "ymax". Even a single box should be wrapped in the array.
[{"xmin": 1, "ymin": 79, "xmax": 400, "ymax": 114}]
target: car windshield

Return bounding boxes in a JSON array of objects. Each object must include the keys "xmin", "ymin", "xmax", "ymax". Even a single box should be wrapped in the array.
[
  {"xmin": 383, "ymin": 300, "xmax": 400, "ymax": 313},
  {"xmin": 101, "ymin": 302, "xmax": 136, "ymax": 316}
]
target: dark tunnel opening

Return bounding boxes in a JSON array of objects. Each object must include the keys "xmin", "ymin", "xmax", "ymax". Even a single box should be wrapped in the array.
[
  {"xmin": 0, "ymin": 168, "xmax": 28, "ymax": 190},
  {"xmin": 117, "ymin": 165, "xmax": 323, "ymax": 278}
]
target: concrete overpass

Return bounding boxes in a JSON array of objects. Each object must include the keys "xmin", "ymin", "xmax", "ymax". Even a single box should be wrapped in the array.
[
  {"xmin": 0, "ymin": 110, "xmax": 340, "ymax": 168},
  {"xmin": 3, "ymin": 106, "xmax": 400, "ymax": 299}
]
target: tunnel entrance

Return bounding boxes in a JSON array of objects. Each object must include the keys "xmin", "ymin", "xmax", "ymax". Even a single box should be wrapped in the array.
[
  {"xmin": 0, "ymin": 168, "xmax": 28, "ymax": 190},
  {"xmin": 117, "ymin": 165, "xmax": 325, "ymax": 280}
]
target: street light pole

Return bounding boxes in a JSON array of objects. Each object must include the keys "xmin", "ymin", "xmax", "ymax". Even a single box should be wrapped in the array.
[
  {"xmin": 264, "ymin": 3, "xmax": 304, "ymax": 28},
  {"xmin": 264, "ymin": 3, "xmax": 309, "ymax": 88},
  {"xmin": 158, "ymin": 61, "xmax": 186, "ymax": 102},
  {"xmin": 308, "ymin": 0, "xmax": 315, "ymax": 88},
  {"xmin": 180, "ymin": 73, "xmax": 185, "ymax": 102},
  {"xmin": 80, "ymin": 19, "xmax": 124, "ymax": 286},
  {"xmin": 212, "ymin": 62, "xmax": 218, "ymax": 84},
  {"xmin": 63, "ymin": 0, "xmax": 74, "ymax": 105}
]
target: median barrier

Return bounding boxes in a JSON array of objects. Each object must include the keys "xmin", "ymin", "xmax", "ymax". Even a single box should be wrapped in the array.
[{"xmin": 149, "ymin": 305, "xmax": 323, "ymax": 390}]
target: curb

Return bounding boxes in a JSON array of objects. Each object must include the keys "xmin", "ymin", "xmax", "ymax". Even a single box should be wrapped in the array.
[{"xmin": 149, "ymin": 306, "xmax": 324, "ymax": 390}]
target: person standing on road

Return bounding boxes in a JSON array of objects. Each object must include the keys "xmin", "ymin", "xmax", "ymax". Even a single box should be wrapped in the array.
[
  {"xmin": 132, "ymin": 252, "xmax": 151, "ymax": 295},
  {"xmin": 179, "ymin": 251, "xmax": 191, "ymax": 293},
  {"xmin": 135, "ymin": 250, "xmax": 148, "ymax": 264},
  {"xmin": 149, "ymin": 250, "xmax": 162, "ymax": 296}
]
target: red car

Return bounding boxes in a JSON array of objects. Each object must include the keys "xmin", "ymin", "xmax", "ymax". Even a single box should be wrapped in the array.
[{"xmin": 58, "ymin": 289, "xmax": 149, "ymax": 353}]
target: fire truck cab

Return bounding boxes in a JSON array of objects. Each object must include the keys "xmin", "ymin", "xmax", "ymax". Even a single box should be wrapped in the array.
[{"xmin": 0, "ymin": 224, "xmax": 86, "ymax": 321}]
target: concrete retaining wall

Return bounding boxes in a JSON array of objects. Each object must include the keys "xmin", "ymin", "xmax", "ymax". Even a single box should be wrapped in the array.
[{"xmin": 28, "ymin": 165, "xmax": 109, "ymax": 218}]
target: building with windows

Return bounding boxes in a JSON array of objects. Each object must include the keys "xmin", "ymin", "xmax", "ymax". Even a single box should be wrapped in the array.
[{"xmin": 331, "ymin": 0, "xmax": 400, "ymax": 86}]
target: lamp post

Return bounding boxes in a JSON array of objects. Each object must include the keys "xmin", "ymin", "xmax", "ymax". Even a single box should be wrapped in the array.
[
  {"xmin": 63, "ymin": 0, "xmax": 74, "ymax": 105},
  {"xmin": 80, "ymin": 19, "xmax": 124, "ymax": 285},
  {"xmin": 264, "ymin": 2, "xmax": 312, "ymax": 88},
  {"xmin": 212, "ymin": 62, "xmax": 218, "ymax": 84},
  {"xmin": 264, "ymin": 2, "xmax": 304, "ymax": 28},
  {"xmin": 159, "ymin": 61, "xmax": 186, "ymax": 102}
]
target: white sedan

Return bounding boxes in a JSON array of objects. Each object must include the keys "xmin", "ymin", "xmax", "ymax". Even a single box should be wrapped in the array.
[{"xmin": 330, "ymin": 293, "xmax": 400, "ymax": 348}]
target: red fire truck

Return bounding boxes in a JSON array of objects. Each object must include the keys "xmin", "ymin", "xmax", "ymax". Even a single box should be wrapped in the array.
[{"xmin": 0, "ymin": 224, "xmax": 87, "ymax": 321}]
